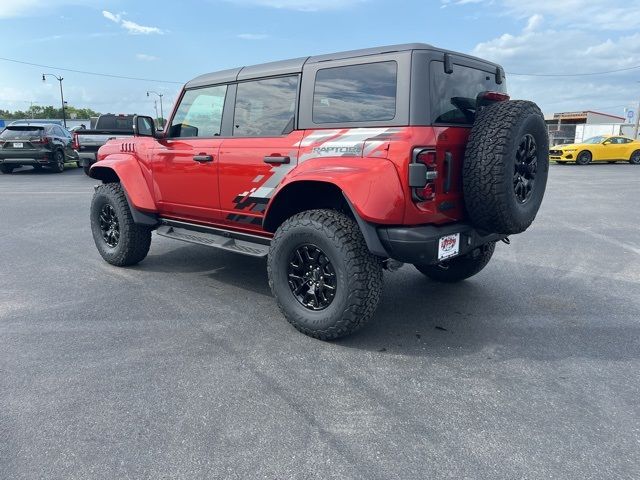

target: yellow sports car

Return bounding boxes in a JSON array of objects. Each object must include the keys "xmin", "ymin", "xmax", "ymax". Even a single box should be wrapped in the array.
[{"xmin": 550, "ymin": 135, "xmax": 640, "ymax": 165}]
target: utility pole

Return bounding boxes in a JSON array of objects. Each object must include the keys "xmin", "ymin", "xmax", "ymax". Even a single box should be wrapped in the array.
[
  {"xmin": 634, "ymin": 99, "xmax": 640, "ymax": 140},
  {"xmin": 29, "ymin": 101, "xmax": 38, "ymax": 119},
  {"xmin": 42, "ymin": 73, "xmax": 66, "ymax": 128},
  {"xmin": 146, "ymin": 91, "xmax": 164, "ymax": 128}
]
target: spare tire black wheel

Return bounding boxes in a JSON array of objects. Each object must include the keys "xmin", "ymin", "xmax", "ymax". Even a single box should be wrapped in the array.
[{"xmin": 463, "ymin": 100, "xmax": 549, "ymax": 235}]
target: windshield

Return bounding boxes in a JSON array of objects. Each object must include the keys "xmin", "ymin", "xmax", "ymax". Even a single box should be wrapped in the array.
[
  {"xmin": 0, "ymin": 127, "xmax": 44, "ymax": 139},
  {"xmin": 582, "ymin": 136, "xmax": 606, "ymax": 144}
]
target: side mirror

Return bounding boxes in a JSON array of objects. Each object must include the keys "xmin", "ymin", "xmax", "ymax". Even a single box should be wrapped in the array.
[
  {"xmin": 133, "ymin": 115, "xmax": 155, "ymax": 137},
  {"xmin": 603, "ymin": 139, "xmax": 612, "ymax": 145}
]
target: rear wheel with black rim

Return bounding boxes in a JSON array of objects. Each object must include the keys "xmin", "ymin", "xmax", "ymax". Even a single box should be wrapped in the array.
[
  {"xmin": 415, "ymin": 242, "xmax": 496, "ymax": 283},
  {"xmin": 51, "ymin": 150, "xmax": 65, "ymax": 173},
  {"xmin": 90, "ymin": 183, "xmax": 152, "ymax": 266},
  {"xmin": 630, "ymin": 150, "xmax": 640, "ymax": 165},
  {"xmin": 0, "ymin": 164, "xmax": 14, "ymax": 174},
  {"xmin": 576, "ymin": 151, "xmax": 592, "ymax": 165},
  {"xmin": 268, "ymin": 209, "xmax": 383, "ymax": 340}
]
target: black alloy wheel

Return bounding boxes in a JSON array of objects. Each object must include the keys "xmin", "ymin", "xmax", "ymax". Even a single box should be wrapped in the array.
[
  {"xmin": 513, "ymin": 134, "xmax": 537, "ymax": 203},
  {"xmin": 576, "ymin": 151, "xmax": 592, "ymax": 165},
  {"xmin": 287, "ymin": 244, "xmax": 337, "ymax": 311},
  {"xmin": 99, "ymin": 204, "xmax": 120, "ymax": 248}
]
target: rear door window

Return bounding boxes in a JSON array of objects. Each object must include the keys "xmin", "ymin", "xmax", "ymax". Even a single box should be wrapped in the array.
[
  {"xmin": 430, "ymin": 62, "xmax": 506, "ymax": 125},
  {"xmin": 312, "ymin": 61, "xmax": 397, "ymax": 124},
  {"xmin": 97, "ymin": 115, "xmax": 135, "ymax": 130},
  {"xmin": 233, "ymin": 76, "xmax": 298, "ymax": 137},
  {"xmin": 169, "ymin": 85, "xmax": 228, "ymax": 138}
]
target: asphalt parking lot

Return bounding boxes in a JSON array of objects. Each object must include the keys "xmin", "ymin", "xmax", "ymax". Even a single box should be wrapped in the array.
[{"xmin": 1, "ymin": 164, "xmax": 639, "ymax": 479}]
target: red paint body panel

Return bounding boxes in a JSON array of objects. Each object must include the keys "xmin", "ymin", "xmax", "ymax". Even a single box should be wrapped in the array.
[
  {"xmin": 92, "ymin": 148, "xmax": 156, "ymax": 212},
  {"xmin": 217, "ymin": 131, "xmax": 304, "ymax": 232},
  {"xmin": 277, "ymin": 156, "xmax": 405, "ymax": 224},
  {"xmin": 94, "ymin": 124, "xmax": 471, "ymax": 232},
  {"xmin": 152, "ymin": 138, "xmax": 223, "ymax": 223}
]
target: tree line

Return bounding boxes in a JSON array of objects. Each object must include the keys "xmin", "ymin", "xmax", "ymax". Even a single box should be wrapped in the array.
[{"xmin": 0, "ymin": 105, "xmax": 101, "ymax": 120}]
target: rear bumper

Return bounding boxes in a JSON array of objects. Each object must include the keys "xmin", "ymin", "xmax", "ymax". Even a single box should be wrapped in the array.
[
  {"xmin": 377, "ymin": 223, "xmax": 505, "ymax": 265},
  {"xmin": 0, "ymin": 150, "xmax": 50, "ymax": 164}
]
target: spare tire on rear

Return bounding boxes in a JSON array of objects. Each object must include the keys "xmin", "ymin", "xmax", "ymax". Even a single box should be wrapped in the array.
[{"xmin": 463, "ymin": 100, "xmax": 549, "ymax": 235}]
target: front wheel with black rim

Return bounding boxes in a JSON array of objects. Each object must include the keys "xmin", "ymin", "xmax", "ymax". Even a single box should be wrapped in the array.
[
  {"xmin": 51, "ymin": 150, "xmax": 65, "ymax": 173},
  {"xmin": 629, "ymin": 150, "xmax": 640, "ymax": 165},
  {"xmin": 268, "ymin": 209, "xmax": 383, "ymax": 340},
  {"xmin": 415, "ymin": 242, "xmax": 496, "ymax": 283},
  {"xmin": 90, "ymin": 183, "xmax": 152, "ymax": 266},
  {"xmin": 0, "ymin": 164, "xmax": 14, "ymax": 174},
  {"xmin": 576, "ymin": 151, "xmax": 592, "ymax": 165}
]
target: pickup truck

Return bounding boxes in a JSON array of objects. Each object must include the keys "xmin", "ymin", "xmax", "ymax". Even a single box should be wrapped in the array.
[
  {"xmin": 74, "ymin": 114, "xmax": 135, "ymax": 175},
  {"xmin": 88, "ymin": 43, "xmax": 549, "ymax": 341}
]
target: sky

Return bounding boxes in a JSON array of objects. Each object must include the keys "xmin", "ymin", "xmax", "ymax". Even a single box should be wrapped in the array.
[{"xmin": 1, "ymin": 0, "xmax": 639, "ymax": 119}]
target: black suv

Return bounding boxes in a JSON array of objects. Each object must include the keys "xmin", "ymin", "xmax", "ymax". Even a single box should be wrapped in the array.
[{"xmin": 0, "ymin": 124, "xmax": 80, "ymax": 173}]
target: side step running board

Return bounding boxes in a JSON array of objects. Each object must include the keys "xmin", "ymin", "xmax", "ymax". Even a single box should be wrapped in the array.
[{"xmin": 156, "ymin": 220, "xmax": 270, "ymax": 258}]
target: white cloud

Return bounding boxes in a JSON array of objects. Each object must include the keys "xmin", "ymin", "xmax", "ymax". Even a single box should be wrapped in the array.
[
  {"xmin": 443, "ymin": 0, "xmax": 640, "ymax": 31},
  {"xmin": 136, "ymin": 53, "xmax": 158, "ymax": 61},
  {"xmin": 102, "ymin": 10, "xmax": 164, "ymax": 35},
  {"xmin": 224, "ymin": 0, "xmax": 366, "ymax": 11},
  {"xmin": 237, "ymin": 33, "xmax": 269, "ymax": 40},
  {"xmin": 101, "ymin": 10, "xmax": 120, "ymax": 22},
  {"xmin": 471, "ymin": 21, "xmax": 640, "ymax": 115}
]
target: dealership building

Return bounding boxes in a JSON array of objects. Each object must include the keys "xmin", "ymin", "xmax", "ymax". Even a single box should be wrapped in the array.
[{"xmin": 544, "ymin": 110, "xmax": 632, "ymax": 145}]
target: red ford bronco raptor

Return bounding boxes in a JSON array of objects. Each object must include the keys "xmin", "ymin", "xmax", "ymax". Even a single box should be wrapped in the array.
[{"xmin": 89, "ymin": 43, "xmax": 548, "ymax": 340}]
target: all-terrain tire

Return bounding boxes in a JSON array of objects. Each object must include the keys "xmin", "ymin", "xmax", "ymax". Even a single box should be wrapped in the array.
[
  {"xmin": 51, "ymin": 149, "xmax": 65, "ymax": 173},
  {"xmin": 576, "ymin": 151, "xmax": 592, "ymax": 165},
  {"xmin": 0, "ymin": 164, "xmax": 14, "ymax": 174},
  {"xmin": 463, "ymin": 100, "xmax": 549, "ymax": 235},
  {"xmin": 415, "ymin": 242, "xmax": 496, "ymax": 283},
  {"xmin": 90, "ymin": 183, "xmax": 152, "ymax": 266},
  {"xmin": 630, "ymin": 150, "xmax": 640, "ymax": 165},
  {"xmin": 267, "ymin": 209, "xmax": 383, "ymax": 340}
]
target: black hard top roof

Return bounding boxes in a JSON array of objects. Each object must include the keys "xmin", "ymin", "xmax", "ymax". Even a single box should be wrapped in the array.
[{"xmin": 185, "ymin": 43, "xmax": 501, "ymax": 89}]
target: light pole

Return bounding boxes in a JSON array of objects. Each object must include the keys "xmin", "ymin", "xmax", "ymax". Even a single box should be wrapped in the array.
[
  {"xmin": 146, "ymin": 91, "xmax": 164, "ymax": 128},
  {"xmin": 29, "ymin": 101, "xmax": 38, "ymax": 119},
  {"xmin": 42, "ymin": 73, "xmax": 66, "ymax": 128}
]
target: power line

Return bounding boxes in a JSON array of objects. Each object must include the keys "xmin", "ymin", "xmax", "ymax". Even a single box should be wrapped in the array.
[
  {"xmin": 507, "ymin": 64, "xmax": 640, "ymax": 77},
  {"xmin": 0, "ymin": 56, "xmax": 184, "ymax": 84},
  {"xmin": 2, "ymin": 53, "xmax": 639, "ymax": 82}
]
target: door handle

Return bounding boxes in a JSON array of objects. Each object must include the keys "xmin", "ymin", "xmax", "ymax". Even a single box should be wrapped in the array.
[
  {"xmin": 193, "ymin": 154, "xmax": 214, "ymax": 163},
  {"xmin": 264, "ymin": 155, "xmax": 290, "ymax": 164}
]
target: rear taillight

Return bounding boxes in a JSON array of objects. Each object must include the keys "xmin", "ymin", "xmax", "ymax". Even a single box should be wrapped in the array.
[
  {"xmin": 72, "ymin": 133, "xmax": 79, "ymax": 150},
  {"xmin": 33, "ymin": 136, "xmax": 50, "ymax": 145},
  {"xmin": 408, "ymin": 147, "xmax": 438, "ymax": 202}
]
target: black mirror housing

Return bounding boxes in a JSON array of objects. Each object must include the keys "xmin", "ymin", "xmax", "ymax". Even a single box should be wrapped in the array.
[{"xmin": 133, "ymin": 115, "xmax": 156, "ymax": 137}]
